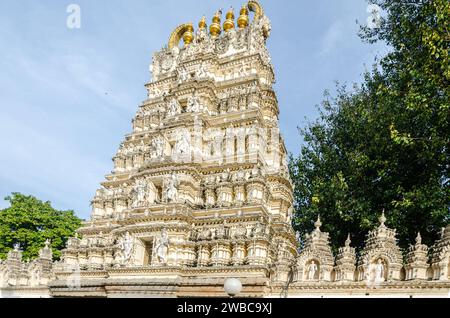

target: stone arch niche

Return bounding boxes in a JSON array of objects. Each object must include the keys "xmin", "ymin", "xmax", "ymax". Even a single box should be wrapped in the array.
[
  {"xmin": 304, "ymin": 258, "xmax": 320, "ymax": 281},
  {"xmin": 294, "ymin": 217, "xmax": 334, "ymax": 282},
  {"xmin": 357, "ymin": 212, "xmax": 403, "ymax": 283},
  {"xmin": 366, "ymin": 256, "xmax": 390, "ymax": 283},
  {"xmin": 430, "ymin": 226, "xmax": 450, "ymax": 281}
]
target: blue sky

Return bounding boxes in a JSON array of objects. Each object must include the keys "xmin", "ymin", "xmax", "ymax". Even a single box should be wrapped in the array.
[{"xmin": 0, "ymin": 0, "xmax": 387, "ymax": 219}]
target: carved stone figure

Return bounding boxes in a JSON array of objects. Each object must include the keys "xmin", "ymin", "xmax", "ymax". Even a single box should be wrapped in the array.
[
  {"xmin": 196, "ymin": 62, "xmax": 209, "ymax": 80},
  {"xmin": 167, "ymin": 98, "xmax": 181, "ymax": 117},
  {"xmin": 132, "ymin": 178, "xmax": 147, "ymax": 207},
  {"xmin": 178, "ymin": 67, "xmax": 189, "ymax": 83},
  {"xmin": 173, "ymin": 130, "xmax": 191, "ymax": 158},
  {"xmin": 187, "ymin": 91, "xmax": 202, "ymax": 113},
  {"xmin": 122, "ymin": 232, "xmax": 134, "ymax": 262},
  {"xmin": 374, "ymin": 259, "xmax": 385, "ymax": 283},
  {"xmin": 150, "ymin": 136, "xmax": 165, "ymax": 159},
  {"xmin": 155, "ymin": 229, "xmax": 169, "ymax": 264},
  {"xmin": 164, "ymin": 173, "xmax": 179, "ymax": 203},
  {"xmin": 308, "ymin": 261, "xmax": 318, "ymax": 280}
]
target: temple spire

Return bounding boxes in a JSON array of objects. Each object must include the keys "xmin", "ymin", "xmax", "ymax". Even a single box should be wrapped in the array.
[
  {"xmin": 314, "ymin": 215, "xmax": 322, "ymax": 230},
  {"xmin": 379, "ymin": 209, "xmax": 387, "ymax": 227}
]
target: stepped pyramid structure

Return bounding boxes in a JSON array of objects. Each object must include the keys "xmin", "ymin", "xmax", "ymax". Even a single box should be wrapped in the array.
[{"xmin": 49, "ymin": 1, "xmax": 297, "ymax": 297}]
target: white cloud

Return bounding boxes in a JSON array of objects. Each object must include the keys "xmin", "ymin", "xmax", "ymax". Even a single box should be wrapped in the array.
[{"xmin": 319, "ymin": 20, "xmax": 344, "ymax": 57}]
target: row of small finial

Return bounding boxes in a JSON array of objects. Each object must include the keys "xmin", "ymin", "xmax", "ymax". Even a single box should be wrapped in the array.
[{"xmin": 183, "ymin": 6, "xmax": 250, "ymax": 45}]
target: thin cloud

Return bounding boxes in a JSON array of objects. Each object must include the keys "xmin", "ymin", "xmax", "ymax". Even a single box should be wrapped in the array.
[{"xmin": 319, "ymin": 20, "xmax": 344, "ymax": 57}]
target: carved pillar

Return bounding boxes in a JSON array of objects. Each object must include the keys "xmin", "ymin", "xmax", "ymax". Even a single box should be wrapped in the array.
[
  {"xmin": 205, "ymin": 188, "xmax": 216, "ymax": 208},
  {"xmin": 77, "ymin": 251, "xmax": 88, "ymax": 268},
  {"xmin": 234, "ymin": 185, "xmax": 245, "ymax": 206},
  {"xmin": 210, "ymin": 241, "xmax": 232, "ymax": 266},
  {"xmin": 197, "ymin": 243, "xmax": 211, "ymax": 267},
  {"xmin": 88, "ymin": 248, "xmax": 104, "ymax": 268},
  {"xmin": 216, "ymin": 186, "xmax": 233, "ymax": 207},
  {"xmin": 181, "ymin": 242, "xmax": 196, "ymax": 267},
  {"xmin": 246, "ymin": 183, "xmax": 264, "ymax": 204},
  {"xmin": 115, "ymin": 198, "xmax": 127, "ymax": 213},
  {"xmin": 105, "ymin": 200, "xmax": 114, "ymax": 217},
  {"xmin": 92, "ymin": 200, "xmax": 104, "ymax": 218},
  {"xmin": 231, "ymin": 241, "xmax": 246, "ymax": 266},
  {"xmin": 246, "ymin": 239, "xmax": 269, "ymax": 266}
]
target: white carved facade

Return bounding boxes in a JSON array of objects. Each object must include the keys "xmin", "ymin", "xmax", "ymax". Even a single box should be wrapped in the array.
[{"xmin": 1, "ymin": 1, "xmax": 449, "ymax": 298}]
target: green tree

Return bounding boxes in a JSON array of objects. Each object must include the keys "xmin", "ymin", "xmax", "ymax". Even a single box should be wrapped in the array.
[
  {"xmin": 290, "ymin": 0, "xmax": 449, "ymax": 252},
  {"xmin": 0, "ymin": 193, "xmax": 82, "ymax": 261}
]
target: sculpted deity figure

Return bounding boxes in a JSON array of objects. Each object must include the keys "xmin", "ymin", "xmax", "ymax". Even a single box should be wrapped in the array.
[
  {"xmin": 167, "ymin": 98, "xmax": 181, "ymax": 117},
  {"xmin": 374, "ymin": 259, "xmax": 385, "ymax": 283},
  {"xmin": 178, "ymin": 67, "xmax": 189, "ymax": 83},
  {"xmin": 196, "ymin": 62, "xmax": 209, "ymax": 80},
  {"xmin": 308, "ymin": 260, "xmax": 318, "ymax": 280},
  {"xmin": 149, "ymin": 86, "xmax": 162, "ymax": 99},
  {"xmin": 120, "ymin": 232, "xmax": 134, "ymax": 262},
  {"xmin": 173, "ymin": 130, "xmax": 191, "ymax": 158},
  {"xmin": 151, "ymin": 136, "xmax": 165, "ymax": 159},
  {"xmin": 251, "ymin": 218, "xmax": 266, "ymax": 237},
  {"xmin": 164, "ymin": 173, "xmax": 179, "ymax": 203},
  {"xmin": 227, "ymin": 28, "xmax": 238, "ymax": 49},
  {"xmin": 155, "ymin": 229, "xmax": 169, "ymax": 264},
  {"xmin": 187, "ymin": 91, "xmax": 202, "ymax": 113},
  {"xmin": 147, "ymin": 181, "xmax": 159, "ymax": 204},
  {"xmin": 195, "ymin": 25, "xmax": 208, "ymax": 44},
  {"xmin": 132, "ymin": 178, "xmax": 147, "ymax": 208}
]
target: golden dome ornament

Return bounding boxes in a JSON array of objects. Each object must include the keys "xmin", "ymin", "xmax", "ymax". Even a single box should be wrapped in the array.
[
  {"xmin": 237, "ymin": 5, "xmax": 249, "ymax": 29},
  {"xmin": 223, "ymin": 7, "xmax": 235, "ymax": 32},
  {"xmin": 198, "ymin": 16, "xmax": 207, "ymax": 30},
  {"xmin": 182, "ymin": 23, "xmax": 194, "ymax": 46},
  {"xmin": 209, "ymin": 10, "xmax": 222, "ymax": 37}
]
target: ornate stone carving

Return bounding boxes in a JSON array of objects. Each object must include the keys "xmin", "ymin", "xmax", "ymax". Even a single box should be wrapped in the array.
[
  {"xmin": 116, "ymin": 232, "xmax": 134, "ymax": 265},
  {"xmin": 295, "ymin": 216, "xmax": 334, "ymax": 282},
  {"xmin": 167, "ymin": 98, "xmax": 181, "ymax": 117},
  {"xmin": 7, "ymin": 1, "xmax": 448, "ymax": 299},
  {"xmin": 334, "ymin": 234, "xmax": 356, "ymax": 282},
  {"xmin": 154, "ymin": 229, "xmax": 170, "ymax": 265},
  {"xmin": 150, "ymin": 136, "xmax": 165, "ymax": 159},
  {"xmin": 430, "ymin": 225, "xmax": 450, "ymax": 281},
  {"xmin": 405, "ymin": 232, "xmax": 429, "ymax": 280},
  {"xmin": 186, "ymin": 91, "xmax": 202, "ymax": 113},
  {"xmin": 164, "ymin": 173, "xmax": 179, "ymax": 203},
  {"xmin": 173, "ymin": 129, "xmax": 191, "ymax": 160},
  {"xmin": 357, "ymin": 211, "xmax": 403, "ymax": 284}
]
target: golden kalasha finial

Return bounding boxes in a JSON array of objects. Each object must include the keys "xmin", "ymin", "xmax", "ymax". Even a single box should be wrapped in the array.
[
  {"xmin": 237, "ymin": 5, "xmax": 249, "ymax": 29},
  {"xmin": 198, "ymin": 16, "xmax": 207, "ymax": 30},
  {"xmin": 223, "ymin": 7, "xmax": 235, "ymax": 32},
  {"xmin": 182, "ymin": 23, "xmax": 194, "ymax": 46},
  {"xmin": 210, "ymin": 9, "xmax": 222, "ymax": 37}
]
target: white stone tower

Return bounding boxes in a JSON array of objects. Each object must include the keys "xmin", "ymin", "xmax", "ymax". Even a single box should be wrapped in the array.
[{"xmin": 52, "ymin": 1, "xmax": 296, "ymax": 297}]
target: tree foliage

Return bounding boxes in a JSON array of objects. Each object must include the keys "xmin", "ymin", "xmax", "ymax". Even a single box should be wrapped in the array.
[
  {"xmin": 289, "ymin": 0, "xmax": 449, "ymax": 252},
  {"xmin": 0, "ymin": 193, "xmax": 82, "ymax": 261}
]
